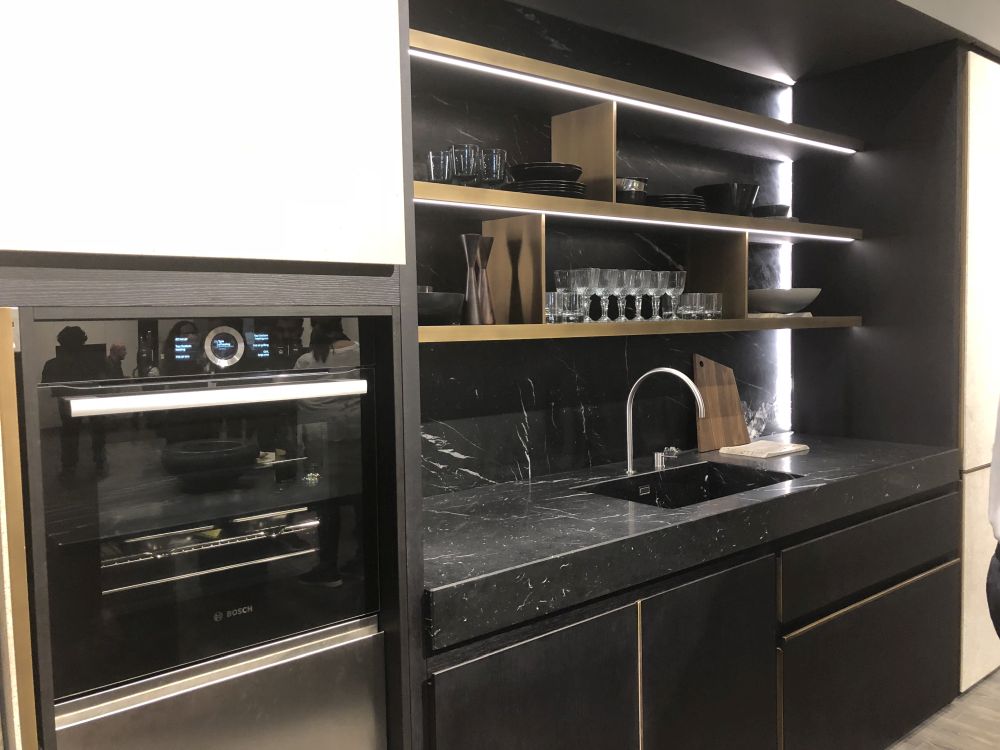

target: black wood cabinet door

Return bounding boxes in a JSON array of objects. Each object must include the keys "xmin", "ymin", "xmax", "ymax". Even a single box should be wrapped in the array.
[
  {"xmin": 429, "ymin": 605, "xmax": 639, "ymax": 750},
  {"xmin": 780, "ymin": 492, "xmax": 960, "ymax": 625},
  {"xmin": 782, "ymin": 561, "xmax": 960, "ymax": 750},
  {"xmin": 641, "ymin": 556, "xmax": 777, "ymax": 750}
]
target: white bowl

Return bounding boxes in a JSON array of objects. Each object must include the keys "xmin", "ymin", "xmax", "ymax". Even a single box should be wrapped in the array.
[{"xmin": 747, "ymin": 288, "xmax": 821, "ymax": 313}]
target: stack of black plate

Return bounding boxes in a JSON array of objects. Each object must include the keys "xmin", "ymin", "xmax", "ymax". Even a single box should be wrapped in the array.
[
  {"xmin": 645, "ymin": 194, "xmax": 707, "ymax": 211},
  {"xmin": 505, "ymin": 180, "xmax": 586, "ymax": 198},
  {"xmin": 506, "ymin": 162, "xmax": 587, "ymax": 199}
]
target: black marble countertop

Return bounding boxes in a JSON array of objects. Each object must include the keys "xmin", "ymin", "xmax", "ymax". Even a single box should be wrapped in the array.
[{"xmin": 423, "ymin": 433, "xmax": 960, "ymax": 650}]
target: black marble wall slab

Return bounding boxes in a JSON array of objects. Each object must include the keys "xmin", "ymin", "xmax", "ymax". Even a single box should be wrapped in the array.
[
  {"xmin": 410, "ymin": 0, "xmax": 785, "ymax": 117},
  {"xmin": 420, "ymin": 332, "xmax": 781, "ymax": 494}
]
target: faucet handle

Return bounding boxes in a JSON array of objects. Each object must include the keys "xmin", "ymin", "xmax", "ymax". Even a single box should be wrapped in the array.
[{"xmin": 653, "ymin": 446, "xmax": 681, "ymax": 470}]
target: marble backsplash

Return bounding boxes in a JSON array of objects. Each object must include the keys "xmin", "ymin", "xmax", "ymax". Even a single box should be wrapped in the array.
[{"xmin": 420, "ymin": 332, "xmax": 781, "ymax": 495}]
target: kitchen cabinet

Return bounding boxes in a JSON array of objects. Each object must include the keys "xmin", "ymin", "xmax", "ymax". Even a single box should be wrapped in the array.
[
  {"xmin": 960, "ymin": 51, "xmax": 1000, "ymax": 690},
  {"xmin": 961, "ymin": 468, "xmax": 1000, "ymax": 689},
  {"xmin": 428, "ymin": 605, "xmax": 639, "ymax": 750},
  {"xmin": 0, "ymin": 2, "xmax": 407, "ymax": 264},
  {"xmin": 641, "ymin": 556, "xmax": 776, "ymax": 750},
  {"xmin": 780, "ymin": 493, "xmax": 960, "ymax": 625},
  {"xmin": 781, "ymin": 561, "xmax": 960, "ymax": 750}
]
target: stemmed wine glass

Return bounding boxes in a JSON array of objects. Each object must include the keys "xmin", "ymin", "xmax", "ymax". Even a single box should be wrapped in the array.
[
  {"xmin": 621, "ymin": 270, "xmax": 642, "ymax": 321},
  {"xmin": 596, "ymin": 269, "xmax": 621, "ymax": 322},
  {"xmin": 640, "ymin": 270, "xmax": 661, "ymax": 320},
  {"xmin": 571, "ymin": 267, "xmax": 599, "ymax": 322},
  {"xmin": 610, "ymin": 270, "xmax": 628, "ymax": 320},
  {"xmin": 664, "ymin": 270, "xmax": 687, "ymax": 321}
]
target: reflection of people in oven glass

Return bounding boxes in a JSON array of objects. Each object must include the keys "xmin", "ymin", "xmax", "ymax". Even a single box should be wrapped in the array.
[
  {"xmin": 267, "ymin": 317, "xmax": 305, "ymax": 370},
  {"xmin": 41, "ymin": 326, "xmax": 108, "ymax": 478},
  {"xmin": 295, "ymin": 321, "xmax": 362, "ymax": 587},
  {"xmin": 105, "ymin": 343, "xmax": 127, "ymax": 379},
  {"xmin": 160, "ymin": 320, "xmax": 205, "ymax": 376}
]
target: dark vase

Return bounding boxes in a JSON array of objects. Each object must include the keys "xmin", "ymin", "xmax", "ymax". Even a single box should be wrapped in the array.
[
  {"xmin": 461, "ymin": 233, "xmax": 482, "ymax": 325},
  {"xmin": 477, "ymin": 235, "xmax": 496, "ymax": 325}
]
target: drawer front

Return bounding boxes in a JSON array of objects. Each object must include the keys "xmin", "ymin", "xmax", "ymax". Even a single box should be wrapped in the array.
[
  {"xmin": 780, "ymin": 492, "xmax": 960, "ymax": 624},
  {"xmin": 781, "ymin": 561, "xmax": 960, "ymax": 750},
  {"xmin": 429, "ymin": 606, "xmax": 639, "ymax": 750}
]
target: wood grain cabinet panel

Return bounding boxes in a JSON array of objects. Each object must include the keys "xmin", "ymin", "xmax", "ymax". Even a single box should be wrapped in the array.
[
  {"xmin": 429, "ymin": 606, "xmax": 639, "ymax": 750},
  {"xmin": 782, "ymin": 562, "xmax": 960, "ymax": 750},
  {"xmin": 641, "ymin": 556, "xmax": 777, "ymax": 750}
]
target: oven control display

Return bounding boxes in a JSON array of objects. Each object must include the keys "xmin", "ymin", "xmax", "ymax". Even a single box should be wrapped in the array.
[{"xmin": 204, "ymin": 326, "xmax": 245, "ymax": 368}]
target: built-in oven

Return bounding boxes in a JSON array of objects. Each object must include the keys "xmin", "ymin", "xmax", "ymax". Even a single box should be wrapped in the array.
[{"xmin": 16, "ymin": 309, "xmax": 386, "ymax": 744}]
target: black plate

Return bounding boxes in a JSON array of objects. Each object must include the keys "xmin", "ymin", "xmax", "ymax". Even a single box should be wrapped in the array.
[
  {"xmin": 510, "ymin": 185, "xmax": 586, "ymax": 192},
  {"xmin": 509, "ymin": 179, "xmax": 586, "ymax": 188},
  {"xmin": 510, "ymin": 189, "xmax": 587, "ymax": 198},
  {"xmin": 509, "ymin": 162, "xmax": 583, "ymax": 181}
]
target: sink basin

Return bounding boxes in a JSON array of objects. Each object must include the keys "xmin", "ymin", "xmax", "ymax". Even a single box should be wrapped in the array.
[{"xmin": 581, "ymin": 461, "xmax": 801, "ymax": 510}]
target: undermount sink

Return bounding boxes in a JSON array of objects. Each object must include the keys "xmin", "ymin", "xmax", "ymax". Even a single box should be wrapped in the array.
[{"xmin": 581, "ymin": 461, "xmax": 801, "ymax": 510}]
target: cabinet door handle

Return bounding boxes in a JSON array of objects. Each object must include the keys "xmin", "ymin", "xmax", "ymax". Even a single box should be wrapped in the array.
[{"xmin": 68, "ymin": 379, "xmax": 367, "ymax": 417}]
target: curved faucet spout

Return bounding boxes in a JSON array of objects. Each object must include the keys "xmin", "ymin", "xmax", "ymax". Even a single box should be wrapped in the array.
[{"xmin": 626, "ymin": 367, "xmax": 706, "ymax": 475}]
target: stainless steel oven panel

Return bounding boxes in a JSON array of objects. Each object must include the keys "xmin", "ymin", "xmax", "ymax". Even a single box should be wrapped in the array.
[{"xmin": 54, "ymin": 616, "xmax": 386, "ymax": 750}]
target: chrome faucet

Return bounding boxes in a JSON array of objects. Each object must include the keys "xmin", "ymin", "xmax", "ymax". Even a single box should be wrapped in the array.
[{"xmin": 626, "ymin": 367, "xmax": 706, "ymax": 475}]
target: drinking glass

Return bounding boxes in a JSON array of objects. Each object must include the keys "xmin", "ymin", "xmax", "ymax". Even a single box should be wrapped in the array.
[
  {"xmin": 427, "ymin": 150, "xmax": 452, "ymax": 183},
  {"xmin": 545, "ymin": 292, "xmax": 559, "ymax": 323},
  {"xmin": 664, "ymin": 270, "xmax": 687, "ymax": 320},
  {"xmin": 704, "ymin": 292, "xmax": 723, "ymax": 320},
  {"xmin": 654, "ymin": 271, "xmax": 674, "ymax": 320},
  {"xmin": 678, "ymin": 293, "xmax": 707, "ymax": 319},
  {"xmin": 553, "ymin": 269, "xmax": 571, "ymax": 322},
  {"xmin": 596, "ymin": 268, "xmax": 621, "ymax": 322},
  {"xmin": 451, "ymin": 144, "xmax": 481, "ymax": 186},
  {"xmin": 479, "ymin": 148, "xmax": 508, "ymax": 187},
  {"xmin": 609, "ymin": 270, "xmax": 628, "ymax": 320},
  {"xmin": 560, "ymin": 292, "xmax": 585, "ymax": 322},
  {"xmin": 570, "ymin": 267, "xmax": 599, "ymax": 322},
  {"xmin": 639, "ymin": 269, "xmax": 658, "ymax": 320},
  {"xmin": 622, "ymin": 270, "xmax": 643, "ymax": 321}
]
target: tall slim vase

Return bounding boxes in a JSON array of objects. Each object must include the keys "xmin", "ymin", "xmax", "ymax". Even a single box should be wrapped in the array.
[
  {"xmin": 477, "ymin": 235, "xmax": 496, "ymax": 325},
  {"xmin": 461, "ymin": 233, "xmax": 482, "ymax": 325}
]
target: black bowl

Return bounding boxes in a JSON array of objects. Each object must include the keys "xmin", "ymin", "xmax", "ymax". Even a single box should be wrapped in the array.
[
  {"xmin": 509, "ymin": 162, "xmax": 583, "ymax": 182},
  {"xmin": 616, "ymin": 190, "xmax": 647, "ymax": 205},
  {"xmin": 418, "ymin": 292, "xmax": 465, "ymax": 325},
  {"xmin": 752, "ymin": 204, "xmax": 791, "ymax": 218},
  {"xmin": 693, "ymin": 182, "xmax": 760, "ymax": 215}
]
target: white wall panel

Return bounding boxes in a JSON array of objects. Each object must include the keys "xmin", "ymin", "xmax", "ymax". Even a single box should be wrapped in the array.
[{"xmin": 0, "ymin": 1, "xmax": 406, "ymax": 264}]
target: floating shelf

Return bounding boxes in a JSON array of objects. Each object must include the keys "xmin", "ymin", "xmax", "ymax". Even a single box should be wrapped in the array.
[
  {"xmin": 413, "ymin": 182, "xmax": 862, "ymax": 244},
  {"xmin": 418, "ymin": 317, "xmax": 863, "ymax": 343},
  {"xmin": 409, "ymin": 30, "xmax": 863, "ymax": 162}
]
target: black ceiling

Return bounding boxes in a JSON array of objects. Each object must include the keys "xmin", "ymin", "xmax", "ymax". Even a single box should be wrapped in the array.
[{"xmin": 508, "ymin": 0, "xmax": 964, "ymax": 82}]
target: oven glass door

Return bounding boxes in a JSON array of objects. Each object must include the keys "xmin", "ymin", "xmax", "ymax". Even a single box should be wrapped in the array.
[{"xmin": 27, "ymin": 316, "xmax": 378, "ymax": 700}]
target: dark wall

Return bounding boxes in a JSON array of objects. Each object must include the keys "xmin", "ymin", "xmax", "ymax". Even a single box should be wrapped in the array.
[
  {"xmin": 791, "ymin": 43, "xmax": 963, "ymax": 447},
  {"xmin": 420, "ymin": 332, "xmax": 780, "ymax": 494},
  {"xmin": 411, "ymin": 0, "xmax": 789, "ymax": 495}
]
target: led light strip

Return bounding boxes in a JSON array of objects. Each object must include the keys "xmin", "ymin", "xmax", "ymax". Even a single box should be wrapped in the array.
[
  {"xmin": 413, "ymin": 197, "xmax": 855, "ymax": 243},
  {"xmin": 409, "ymin": 48, "xmax": 857, "ymax": 155},
  {"xmin": 68, "ymin": 379, "xmax": 368, "ymax": 417}
]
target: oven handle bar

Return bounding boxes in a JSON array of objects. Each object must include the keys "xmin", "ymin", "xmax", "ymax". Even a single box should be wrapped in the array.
[
  {"xmin": 101, "ymin": 548, "xmax": 317, "ymax": 595},
  {"xmin": 68, "ymin": 379, "xmax": 367, "ymax": 417}
]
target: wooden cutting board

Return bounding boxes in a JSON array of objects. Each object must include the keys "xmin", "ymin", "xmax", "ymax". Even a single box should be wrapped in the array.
[{"xmin": 693, "ymin": 354, "xmax": 750, "ymax": 452}]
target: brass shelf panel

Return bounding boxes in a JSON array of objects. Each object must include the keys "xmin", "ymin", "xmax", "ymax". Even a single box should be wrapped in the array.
[
  {"xmin": 413, "ymin": 182, "xmax": 861, "ymax": 244},
  {"xmin": 409, "ymin": 30, "xmax": 863, "ymax": 160},
  {"xmin": 418, "ymin": 317, "xmax": 863, "ymax": 343}
]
